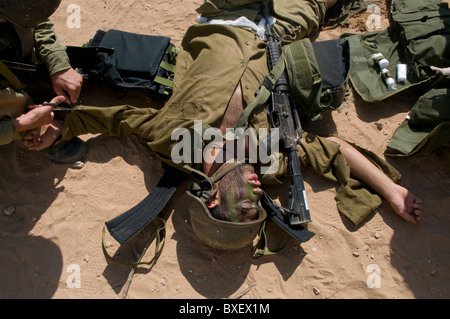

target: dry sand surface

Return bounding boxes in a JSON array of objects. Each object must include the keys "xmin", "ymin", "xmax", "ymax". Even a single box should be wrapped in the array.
[{"xmin": 0, "ymin": 0, "xmax": 449, "ymax": 300}]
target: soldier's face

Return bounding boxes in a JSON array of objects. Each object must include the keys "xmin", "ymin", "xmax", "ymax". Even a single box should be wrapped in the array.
[{"xmin": 218, "ymin": 164, "xmax": 264, "ymax": 222}]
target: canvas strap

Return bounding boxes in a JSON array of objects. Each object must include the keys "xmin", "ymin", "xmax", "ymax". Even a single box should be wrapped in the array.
[
  {"xmin": 102, "ymin": 167, "xmax": 180, "ymax": 266},
  {"xmin": 0, "ymin": 60, "xmax": 25, "ymax": 91},
  {"xmin": 154, "ymin": 46, "xmax": 179, "ymax": 96},
  {"xmin": 102, "ymin": 217, "xmax": 166, "ymax": 266},
  {"xmin": 231, "ymin": 51, "xmax": 286, "ymax": 131},
  {"xmin": 251, "ymin": 220, "xmax": 285, "ymax": 257},
  {"xmin": 183, "ymin": 162, "xmax": 243, "ymax": 201},
  {"xmin": 346, "ymin": 35, "xmax": 384, "ymax": 101}
]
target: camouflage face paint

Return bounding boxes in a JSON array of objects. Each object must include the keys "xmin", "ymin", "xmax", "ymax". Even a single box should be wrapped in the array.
[{"xmin": 227, "ymin": 191, "xmax": 236, "ymax": 221}]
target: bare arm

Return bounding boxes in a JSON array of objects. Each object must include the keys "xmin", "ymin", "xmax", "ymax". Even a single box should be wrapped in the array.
[{"xmin": 326, "ymin": 136, "xmax": 423, "ymax": 224}]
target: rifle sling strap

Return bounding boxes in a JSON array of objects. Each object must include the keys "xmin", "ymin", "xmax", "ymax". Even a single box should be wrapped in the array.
[
  {"xmin": 102, "ymin": 217, "xmax": 166, "ymax": 266},
  {"xmin": 251, "ymin": 190, "xmax": 315, "ymax": 257},
  {"xmin": 233, "ymin": 52, "xmax": 285, "ymax": 130},
  {"xmin": 0, "ymin": 60, "xmax": 25, "ymax": 91}
]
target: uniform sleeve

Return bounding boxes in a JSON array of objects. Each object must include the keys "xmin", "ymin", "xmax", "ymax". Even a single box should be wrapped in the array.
[
  {"xmin": 272, "ymin": 0, "xmax": 328, "ymax": 43},
  {"xmin": 0, "ymin": 119, "xmax": 20, "ymax": 145},
  {"xmin": 0, "ymin": 88, "xmax": 33, "ymax": 145},
  {"xmin": 33, "ymin": 19, "xmax": 71, "ymax": 76}
]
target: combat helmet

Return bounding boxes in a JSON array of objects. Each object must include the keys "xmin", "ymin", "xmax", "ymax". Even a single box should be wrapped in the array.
[
  {"xmin": 0, "ymin": 0, "xmax": 62, "ymax": 28},
  {"xmin": 185, "ymin": 162, "xmax": 267, "ymax": 251}
]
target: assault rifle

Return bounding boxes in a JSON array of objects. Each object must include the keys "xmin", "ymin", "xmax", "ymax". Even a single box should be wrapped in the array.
[
  {"xmin": 1, "ymin": 60, "xmax": 36, "ymax": 73},
  {"xmin": 262, "ymin": 3, "xmax": 311, "ymax": 225}
]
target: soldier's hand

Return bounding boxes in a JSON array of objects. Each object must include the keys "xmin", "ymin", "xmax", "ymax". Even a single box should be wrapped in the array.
[
  {"xmin": 20, "ymin": 96, "xmax": 66, "ymax": 149},
  {"xmin": 51, "ymin": 68, "xmax": 83, "ymax": 104},
  {"xmin": 431, "ymin": 66, "xmax": 450, "ymax": 77},
  {"xmin": 24, "ymin": 121, "xmax": 63, "ymax": 151},
  {"xmin": 12, "ymin": 95, "xmax": 64, "ymax": 133}
]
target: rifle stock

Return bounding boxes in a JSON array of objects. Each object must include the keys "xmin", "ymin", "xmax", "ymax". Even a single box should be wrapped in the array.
[{"xmin": 263, "ymin": 3, "xmax": 311, "ymax": 225}]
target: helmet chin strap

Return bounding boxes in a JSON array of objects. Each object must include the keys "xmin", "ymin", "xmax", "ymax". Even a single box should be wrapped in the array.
[{"xmin": 198, "ymin": 161, "xmax": 243, "ymax": 201}]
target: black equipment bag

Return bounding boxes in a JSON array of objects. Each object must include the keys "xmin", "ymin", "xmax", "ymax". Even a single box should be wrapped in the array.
[{"xmin": 66, "ymin": 29, "xmax": 178, "ymax": 99}]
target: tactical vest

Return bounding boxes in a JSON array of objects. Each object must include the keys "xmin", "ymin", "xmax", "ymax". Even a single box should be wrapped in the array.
[
  {"xmin": 342, "ymin": 0, "xmax": 450, "ymax": 103},
  {"xmin": 340, "ymin": 0, "xmax": 450, "ymax": 157}
]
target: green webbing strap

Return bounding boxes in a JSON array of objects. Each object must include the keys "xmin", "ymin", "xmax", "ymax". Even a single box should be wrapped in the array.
[
  {"xmin": 159, "ymin": 61, "xmax": 176, "ymax": 73},
  {"xmin": 183, "ymin": 164, "xmax": 214, "ymax": 191},
  {"xmin": 102, "ymin": 217, "xmax": 166, "ymax": 266},
  {"xmin": 211, "ymin": 162, "xmax": 243, "ymax": 181},
  {"xmin": 182, "ymin": 163, "xmax": 244, "ymax": 203},
  {"xmin": 231, "ymin": 52, "xmax": 286, "ymax": 131},
  {"xmin": 0, "ymin": 60, "xmax": 25, "ymax": 91},
  {"xmin": 251, "ymin": 220, "xmax": 286, "ymax": 257},
  {"xmin": 166, "ymin": 45, "xmax": 180, "ymax": 64},
  {"xmin": 285, "ymin": 39, "xmax": 315, "ymax": 88},
  {"xmin": 183, "ymin": 162, "xmax": 242, "ymax": 188},
  {"xmin": 153, "ymin": 46, "xmax": 179, "ymax": 94},
  {"xmin": 346, "ymin": 35, "xmax": 383, "ymax": 101},
  {"xmin": 154, "ymin": 75, "xmax": 174, "ymax": 88}
]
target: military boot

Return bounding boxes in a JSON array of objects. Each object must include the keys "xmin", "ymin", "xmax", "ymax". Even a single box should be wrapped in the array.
[{"xmin": 42, "ymin": 137, "xmax": 88, "ymax": 164}]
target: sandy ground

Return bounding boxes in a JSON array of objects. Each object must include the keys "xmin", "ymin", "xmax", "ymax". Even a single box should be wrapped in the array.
[{"xmin": 0, "ymin": 0, "xmax": 449, "ymax": 300}]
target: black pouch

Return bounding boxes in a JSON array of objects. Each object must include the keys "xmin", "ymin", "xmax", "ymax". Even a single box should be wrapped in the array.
[
  {"xmin": 312, "ymin": 38, "xmax": 350, "ymax": 110},
  {"xmin": 66, "ymin": 29, "xmax": 178, "ymax": 99}
]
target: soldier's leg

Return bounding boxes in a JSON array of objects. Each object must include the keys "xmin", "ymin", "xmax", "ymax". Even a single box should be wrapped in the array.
[{"xmin": 27, "ymin": 105, "xmax": 156, "ymax": 152}]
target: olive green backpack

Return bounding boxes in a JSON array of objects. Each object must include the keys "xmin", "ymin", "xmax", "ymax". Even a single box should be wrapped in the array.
[
  {"xmin": 233, "ymin": 36, "xmax": 351, "ymax": 130},
  {"xmin": 285, "ymin": 37, "xmax": 350, "ymax": 120}
]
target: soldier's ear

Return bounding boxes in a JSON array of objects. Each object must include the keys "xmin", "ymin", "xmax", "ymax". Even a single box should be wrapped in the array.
[{"xmin": 205, "ymin": 189, "xmax": 219, "ymax": 209}]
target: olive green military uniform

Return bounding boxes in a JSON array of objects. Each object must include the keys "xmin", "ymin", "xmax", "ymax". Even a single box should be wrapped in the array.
[
  {"xmin": 0, "ymin": 19, "xmax": 72, "ymax": 145},
  {"xmin": 61, "ymin": 0, "xmax": 401, "ymax": 225}
]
